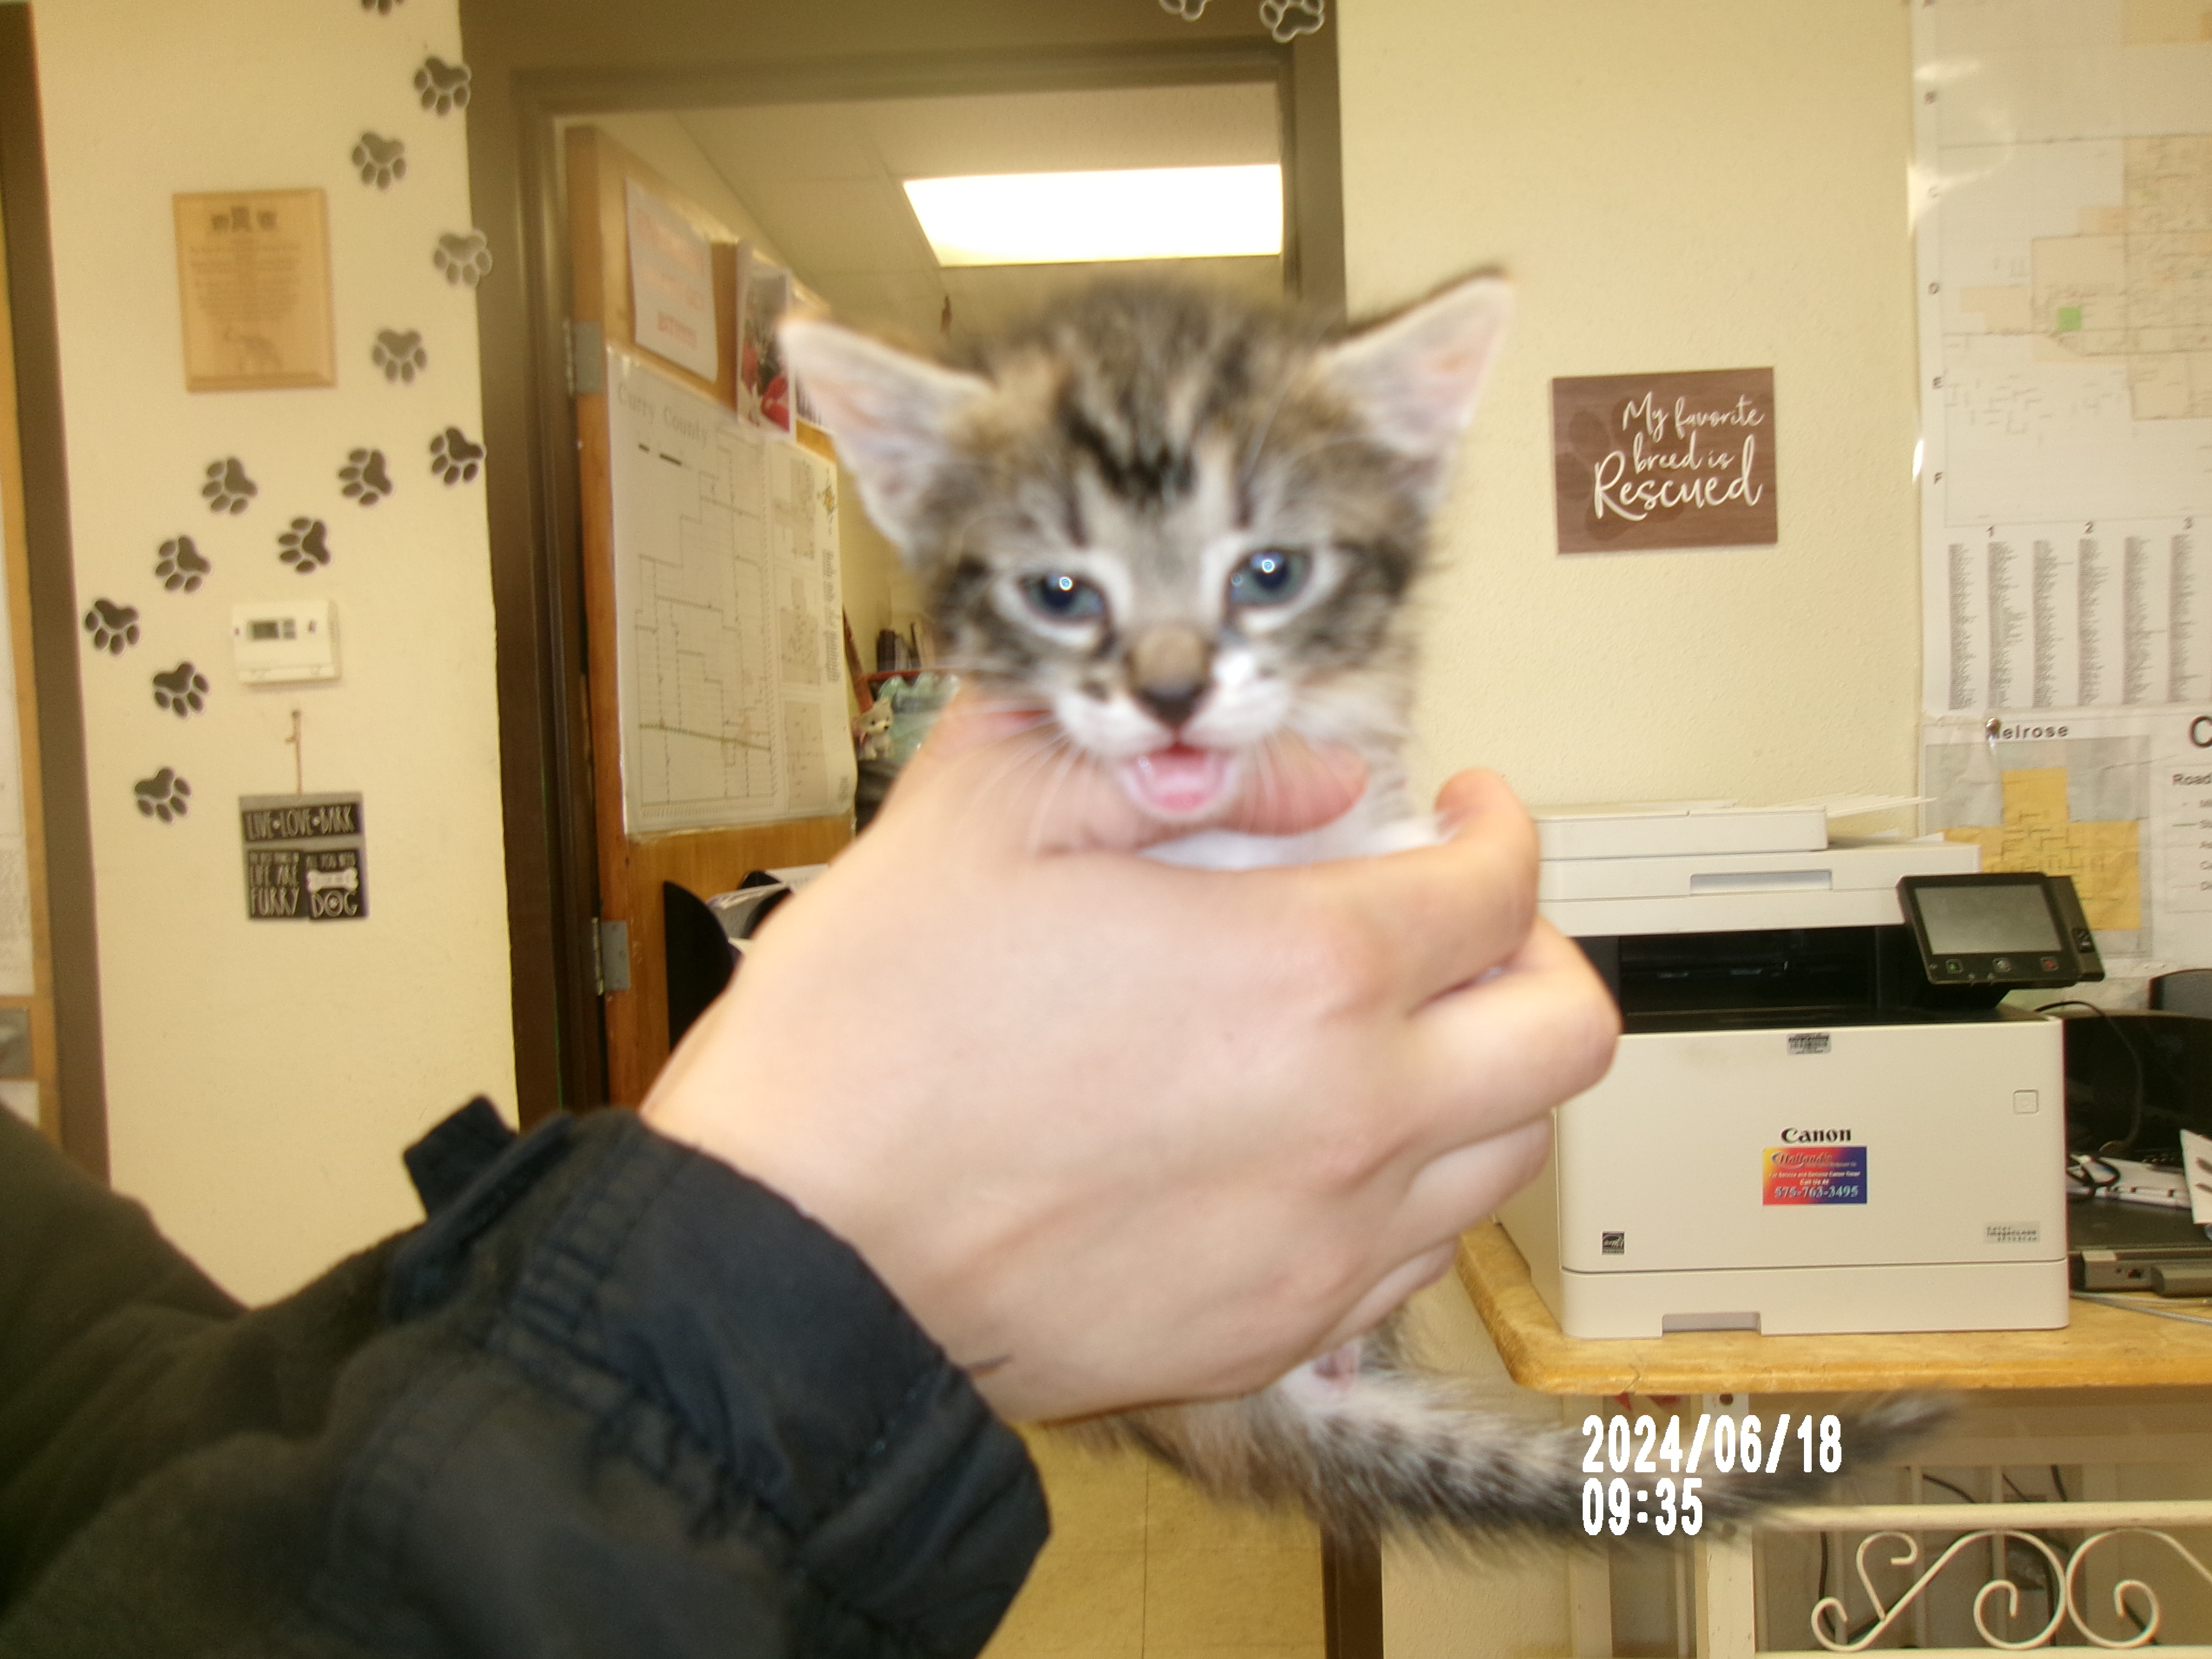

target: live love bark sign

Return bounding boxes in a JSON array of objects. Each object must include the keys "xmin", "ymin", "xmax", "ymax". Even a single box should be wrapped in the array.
[{"xmin": 1551, "ymin": 367, "xmax": 1777, "ymax": 553}]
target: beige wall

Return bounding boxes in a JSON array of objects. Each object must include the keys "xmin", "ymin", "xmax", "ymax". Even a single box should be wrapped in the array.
[
  {"xmin": 36, "ymin": 0, "xmax": 516, "ymax": 1301},
  {"xmin": 1335, "ymin": 5, "xmax": 1920, "ymax": 1649},
  {"xmin": 1341, "ymin": 0, "xmax": 1921, "ymax": 815}
]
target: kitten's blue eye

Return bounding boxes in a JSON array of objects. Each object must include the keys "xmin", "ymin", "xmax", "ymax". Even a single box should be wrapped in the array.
[
  {"xmin": 1022, "ymin": 573, "xmax": 1106, "ymax": 622},
  {"xmin": 1227, "ymin": 549, "xmax": 1310, "ymax": 607}
]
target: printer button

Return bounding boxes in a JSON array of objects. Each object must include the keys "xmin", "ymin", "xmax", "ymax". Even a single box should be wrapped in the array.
[
  {"xmin": 2013, "ymin": 1089, "xmax": 2039, "ymax": 1115},
  {"xmin": 2040, "ymin": 955, "xmax": 2059, "ymax": 972},
  {"xmin": 1944, "ymin": 958, "xmax": 1963, "ymax": 974},
  {"xmin": 1993, "ymin": 956, "xmax": 2013, "ymax": 973}
]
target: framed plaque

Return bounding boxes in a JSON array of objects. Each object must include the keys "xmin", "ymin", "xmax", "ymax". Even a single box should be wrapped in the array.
[
  {"xmin": 1551, "ymin": 367, "xmax": 1777, "ymax": 554},
  {"xmin": 173, "ymin": 189, "xmax": 337, "ymax": 392}
]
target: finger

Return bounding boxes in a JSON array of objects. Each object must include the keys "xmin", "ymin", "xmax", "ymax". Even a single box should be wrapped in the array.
[
  {"xmin": 1215, "ymin": 734, "xmax": 1368, "ymax": 837},
  {"xmin": 1391, "ymin": 1113, "xmax": 1559, "ymax": 1257},
  {"xmin": 873, "ymin": 690, "xmax": 1050, "ymax": 816},
  {"xmin": 1297, "ymin": 769, "xmax": 1541, "ymax": 1008},
  {"xmin": 1313, "ymin": 1115, "xmax": 1556, "ymax": 1351},
  {"xmin": 1317, "ymin": 1240, "xmax": 1461, "ymax": 1352},
  {"xmin": 1395, "ymin": 920, "xmax": 1619, "ymax": 1161}
]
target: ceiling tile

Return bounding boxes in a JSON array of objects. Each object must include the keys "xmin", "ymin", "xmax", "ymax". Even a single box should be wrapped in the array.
[
  {"xmin": 742, "ymin": 178, "xmax": 932, "ymax": 276},
  {"xmin": 678, "ymin": 105, "xmax": 878, "ymax": 186},
  {"xmin": 866, "ymin": 83, "xmax": 1279, "ymax": 178}
]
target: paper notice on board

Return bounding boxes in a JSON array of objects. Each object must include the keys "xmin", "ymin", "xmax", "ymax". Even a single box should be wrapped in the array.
[
  {"xmin": 624, "ymin": 179, "xmax": 719, "ymax": 382},
  {"xmin": 606, "ymin": 348, "xmax": 855, "ymax": 834}
]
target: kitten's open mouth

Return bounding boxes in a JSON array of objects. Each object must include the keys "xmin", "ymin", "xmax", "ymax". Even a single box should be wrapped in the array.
[{"xmin": 1123, "ymin": 743, "xmax": 1236, "ymax": 819}]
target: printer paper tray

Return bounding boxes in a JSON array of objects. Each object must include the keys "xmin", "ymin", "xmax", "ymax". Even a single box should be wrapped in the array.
[{"xmin": 1550, "ymin": 1260, "xmax": 2068, "ymax": 1339}]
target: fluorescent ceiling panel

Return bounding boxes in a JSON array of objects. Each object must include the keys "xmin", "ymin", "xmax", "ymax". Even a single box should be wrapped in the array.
[{"xmin": 903, "ymin": 165, "xmax": 1282, "ymax": 267}]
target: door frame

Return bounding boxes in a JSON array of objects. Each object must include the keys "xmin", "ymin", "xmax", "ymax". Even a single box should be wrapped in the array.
[
  {"xmin": 0, "ymin": 4, "xmax": 109, "ymax": 1177},
  {"xmin": 458, "ymin": 0, "xmax": 1344, "ymax": 1123}
]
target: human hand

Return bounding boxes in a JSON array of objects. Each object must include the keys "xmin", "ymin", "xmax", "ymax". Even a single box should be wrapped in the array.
[{"xmin": 642, "ymin": 701, "xmax": 1618, "ymax": 1421}]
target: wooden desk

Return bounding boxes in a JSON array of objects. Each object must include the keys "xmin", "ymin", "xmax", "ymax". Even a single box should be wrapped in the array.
[
  {"xmin": 1456, "ymin": 1221, "xmax": 2212, "ymax": 1394},
  {"xmin": 1448, "ymin": 1224, "xmax": 2212, "ymax": 1659}
]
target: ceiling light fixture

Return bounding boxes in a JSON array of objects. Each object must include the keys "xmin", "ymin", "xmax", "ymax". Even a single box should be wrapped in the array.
[{"xmin": 902, "ymin": 165, "xmax": 1283, "ymax": 268}]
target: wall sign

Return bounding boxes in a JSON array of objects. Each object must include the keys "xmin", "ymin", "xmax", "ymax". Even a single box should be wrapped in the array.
[
  {"xmin": 173, "ymin": 190, "xmax": 337, "ymax": 392},
  {"xmin": 241, "ymin": 792, "xmax": 366, "ymax": 921},
  {"xmin": 624, "ymin": 179, "xmax": 719, "ymax": 383},
  {"xmin": 1551, "ymin": 367, "xmax": 1777, "ymax": 554}
]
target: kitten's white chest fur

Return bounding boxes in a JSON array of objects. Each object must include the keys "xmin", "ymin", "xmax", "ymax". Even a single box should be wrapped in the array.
[{"xmin": 1144, "ymin": 786, "xmax": 1440, "ymax": 870}]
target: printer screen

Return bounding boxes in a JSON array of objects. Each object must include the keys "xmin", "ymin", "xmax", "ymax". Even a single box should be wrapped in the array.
[{"xmin": 1914, "ymin": 884, "xmax": 2062, "ymax": 955}]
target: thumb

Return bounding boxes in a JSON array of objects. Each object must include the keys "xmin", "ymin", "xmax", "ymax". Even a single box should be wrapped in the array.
[{"xmin": 884, "ymin": 692, "xmax": 1370, "ymax": 855}]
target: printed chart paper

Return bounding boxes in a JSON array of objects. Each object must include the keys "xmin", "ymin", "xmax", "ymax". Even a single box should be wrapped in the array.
[
  {"xmin": 1914, "ymin": 1, "xmax": 2212, "ymax": 716},
  {"xmin": 607, "ymin": 349, "xmax": 854, "ymax": 834}
]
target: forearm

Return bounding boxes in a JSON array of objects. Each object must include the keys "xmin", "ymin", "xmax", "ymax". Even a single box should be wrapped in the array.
[{"xmin": 1, "ymin": 1107, "xmax": 1046, "ymax": 1658}]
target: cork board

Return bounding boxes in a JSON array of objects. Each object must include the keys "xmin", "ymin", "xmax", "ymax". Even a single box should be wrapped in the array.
[{"xmin": 173, "ymin": 189, "xmax": 336, "ymax": 391}]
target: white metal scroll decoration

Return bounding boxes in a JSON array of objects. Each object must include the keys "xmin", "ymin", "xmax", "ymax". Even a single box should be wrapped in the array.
[{"xmin": 1804, "ymin": 1524, "xmax": 2212, "ymax": 1653}]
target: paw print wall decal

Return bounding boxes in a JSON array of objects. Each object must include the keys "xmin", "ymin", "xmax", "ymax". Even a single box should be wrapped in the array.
[
  {"xmin": 430, "ymin": 427, "xmax": 483, "ymax": 484},
  {"xmin": 361, "ymin": 0, "xmax": 402, "ymax": 10},
  {"xmin": 352, "ymin": 132, "xmax": 407, "ymax": 189},
  {"xmin": 152, "ymin": 661, "xmax": 209, "ymax": 718},
  {"xmin": 1158, "ymin": 0, "xmax": 1208, "ymax": 15},
  {"xmin": 1260, "ymin": 0, "xmax": 1324, "ymax": 39},
  {"xmin": 279, "ymin": 517, "xmax": 332, "ymax": 573},
  {"xmin": 133, "ymin": 768, "xmax": 191, "ymax": 823},
  {"xmin": 202, "ymin": 457, "xmax": 257, "ymax": 514},
  {"xmin": 156, "ymin": 535, "xmax": 212, "ymax": 593},
  {"xmin": 372, "ymin": 329, "xmax": 427, "ymax": 384},
  {"xmin": 341, "ymin": 447, "xmax": 393, "ymax": 504},
  {"xmin": 414, "ymin": 56, "xmax": 470, "ymax": 114},
  {"xmin": 82, "ymin": 599, "xmax": 140, "ymax": 654},
  {"xmin": 433, "ymin": 230, "xmax": 493, "ymax": 288}
]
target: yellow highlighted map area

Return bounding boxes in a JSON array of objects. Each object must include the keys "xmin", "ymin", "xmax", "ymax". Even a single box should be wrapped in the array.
[{"xmin": 1943, "ymin": 767, "xmax": 2141, "ymax": 931}]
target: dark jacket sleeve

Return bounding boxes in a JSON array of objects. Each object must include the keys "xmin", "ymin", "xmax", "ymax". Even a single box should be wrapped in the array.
[{"xmin": 0, "ymin": 1103, "xmax": 1047, "ymax": 1659}]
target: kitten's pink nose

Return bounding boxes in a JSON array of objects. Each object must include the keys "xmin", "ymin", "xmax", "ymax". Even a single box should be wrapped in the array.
[{"xmin": 1128, "ymin": 625, "xmax": 1212, "ymax": 731}]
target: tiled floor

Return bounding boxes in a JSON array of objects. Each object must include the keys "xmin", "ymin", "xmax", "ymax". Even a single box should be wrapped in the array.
[{"xmin": 982, "ymin": 1428, "xmax": 1325, "ymax": 1659}]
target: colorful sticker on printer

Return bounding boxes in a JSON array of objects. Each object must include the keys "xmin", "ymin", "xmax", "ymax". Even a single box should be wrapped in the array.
[{"xmin": 1763, "ymin": 1145, "xmax": 1866, "ymax": 1205}]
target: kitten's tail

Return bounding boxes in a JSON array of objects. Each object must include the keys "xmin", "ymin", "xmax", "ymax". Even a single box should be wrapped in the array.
[{"xmin": 1085, "ymin": 1366, "xmax": 1946, "ymax": 1546}]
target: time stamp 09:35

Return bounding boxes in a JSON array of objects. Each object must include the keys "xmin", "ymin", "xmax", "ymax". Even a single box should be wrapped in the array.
[{"xmin": 1581, "ymin": 1411, "xmax": 1847, "ymax": 1536}]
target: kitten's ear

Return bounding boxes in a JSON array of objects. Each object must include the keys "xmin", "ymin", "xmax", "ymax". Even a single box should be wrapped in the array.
[
  {"xmin": 1315, "ymin": 275, "xmax": 1512, "ymax": 501},
  {"xmin": 779, "ymin": 318, "xmax": 990, "ymax": 551}
]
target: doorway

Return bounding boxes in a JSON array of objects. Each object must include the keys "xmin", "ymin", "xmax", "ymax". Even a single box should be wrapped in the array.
[
  {"xmin": 457, "ymin": 0, "xmax": 1341, "ymax": 1122},
  {"xmin": 457, "ymin": 8, "xmax": 1361, "ymax": 1650}
]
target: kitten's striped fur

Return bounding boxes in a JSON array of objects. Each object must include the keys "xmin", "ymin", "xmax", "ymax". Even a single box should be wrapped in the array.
[{"xmin": 783, "ymin": 277, "xmax": 1939, "ymax": 1543}]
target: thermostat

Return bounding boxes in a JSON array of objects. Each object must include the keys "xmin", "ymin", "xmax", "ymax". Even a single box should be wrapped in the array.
[{"xmin": 231, "ymin": 599, "xmax": 337, "ymax": 684}]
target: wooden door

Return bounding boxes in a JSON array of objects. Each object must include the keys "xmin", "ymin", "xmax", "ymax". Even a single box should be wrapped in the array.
[
  {"xmin": 0, "ymin": 177, "xmax": 63, "ymax": 1142},
  {"xmin": 566, "ymin": 126, "xmax": 852, "ymax": 1107}
]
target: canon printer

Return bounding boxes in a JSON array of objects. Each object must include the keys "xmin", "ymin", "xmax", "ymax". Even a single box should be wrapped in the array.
[{"xmin": 1497, "ymin": 802, "xmax": 2098, "ymax": 1338}]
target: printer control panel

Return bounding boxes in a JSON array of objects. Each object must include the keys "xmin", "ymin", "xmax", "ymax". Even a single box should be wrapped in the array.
[{"xmin": 1898, "ymin": 872, "xmax": 2104, "ymax": 988}]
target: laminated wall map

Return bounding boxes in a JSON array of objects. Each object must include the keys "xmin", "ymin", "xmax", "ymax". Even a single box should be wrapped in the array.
[
  {"xmin": 1921, "ymin": 707, "xmax": 2212, "ymax": 971},
  {"xmin": 606, "ymin": 348, "xmax": 855, "ymax": 835},
  {"xmin": 1915, "ymin": 0, "xmax": 2211, "ymax": 718}
]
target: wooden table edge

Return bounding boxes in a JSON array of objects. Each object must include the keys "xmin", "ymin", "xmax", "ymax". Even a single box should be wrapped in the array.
[{"xmin": 1455, "ymin": 1221, "xmax": 2212, "ymax": 1396}]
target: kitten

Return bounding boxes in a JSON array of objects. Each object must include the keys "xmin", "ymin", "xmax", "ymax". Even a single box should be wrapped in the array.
[{"xmin": 781, "ymin": 277, "xmax": 1937, "ymax": 1543}]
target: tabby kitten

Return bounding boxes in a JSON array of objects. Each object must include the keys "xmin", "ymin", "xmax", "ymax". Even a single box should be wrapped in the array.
[{"xmin": 781, "ymin": 278, "xmax": 1936, "ymax": 1542}]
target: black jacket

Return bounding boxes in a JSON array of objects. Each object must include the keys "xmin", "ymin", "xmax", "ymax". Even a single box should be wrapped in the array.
[{"xmin": 0, "ymin": 1101, "xmax": 1047, "ymax": 1657}]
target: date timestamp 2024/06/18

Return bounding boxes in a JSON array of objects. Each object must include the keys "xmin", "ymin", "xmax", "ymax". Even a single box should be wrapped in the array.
[{"xmin": 1580, "ymin": 1411, "xmax": 1846, "ymax": 1537}]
